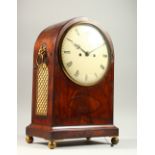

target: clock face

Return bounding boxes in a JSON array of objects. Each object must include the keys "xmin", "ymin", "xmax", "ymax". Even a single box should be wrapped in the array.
[{"xmin": 60, "ymin": 23, "xmax": 110, "ymax": 86}]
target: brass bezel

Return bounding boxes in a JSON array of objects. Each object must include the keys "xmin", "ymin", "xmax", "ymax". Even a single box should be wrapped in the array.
[{"xmin": 56, "ymin": 17, "xmax": 114, "ymax": 87}]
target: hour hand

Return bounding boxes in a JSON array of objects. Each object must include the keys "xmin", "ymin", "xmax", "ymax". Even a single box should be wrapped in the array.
[
  {"xmin": 67, "ymin": 38, "xmax": 87, "ymax": 54},
  {"xmin": 74, "ymin": 43, "xmax": 87, "ymax": 54},
  {"xmin": 66, "ymin": 38, "xmax": 78, "ymax": 48}
]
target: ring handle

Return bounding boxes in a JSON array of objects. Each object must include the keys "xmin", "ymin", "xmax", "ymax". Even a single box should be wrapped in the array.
[{"xmin": 36, "ymin": 44, "xmax": 47, "ymax": 66}]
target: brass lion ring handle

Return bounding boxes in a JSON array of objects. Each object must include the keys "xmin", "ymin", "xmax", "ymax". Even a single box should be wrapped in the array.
[{"xmin": 36, "ymin": 44, "xmax": 47, "ymax": 66}]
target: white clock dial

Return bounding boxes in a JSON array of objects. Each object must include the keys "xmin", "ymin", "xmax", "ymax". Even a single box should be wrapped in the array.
[{"xmin": 60, "ymin": 23, "xmax": 110, "ymax": 86}]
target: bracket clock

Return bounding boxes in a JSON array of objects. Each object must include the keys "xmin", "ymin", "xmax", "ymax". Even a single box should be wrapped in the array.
[{"xmin": 26, "ymin": 17, "xmax": 119, "ymax": 149}]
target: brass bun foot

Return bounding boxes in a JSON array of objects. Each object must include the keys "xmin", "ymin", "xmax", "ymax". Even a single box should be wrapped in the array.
[
  {"xmin": 86, "ymin": 137, "xmax": 91, "ymax": 141},
  {"xmin": 85, "ymin": 137, "xmax": 91, "ymax": 144},
  {"xmin": 111, "ymin": 136, "xmax": 119, "ymax": 145},
  {"xmin": 48, "ymin": 140, "xmax": 56, "ymax": 149},
  {"xmin": 25, "ymin": 135, "xmax": 33, "ymax": 144}
]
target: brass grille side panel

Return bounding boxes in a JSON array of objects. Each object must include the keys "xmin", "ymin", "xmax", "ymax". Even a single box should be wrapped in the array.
[{"xmin": 36, "ymin": 63, "xmax": 49, "ymax": 116}]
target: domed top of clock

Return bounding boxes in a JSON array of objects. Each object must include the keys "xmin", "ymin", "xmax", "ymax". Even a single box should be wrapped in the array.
[{"xmin": 35, "ymin": 17, "xmax": 114, "ymax": 87}]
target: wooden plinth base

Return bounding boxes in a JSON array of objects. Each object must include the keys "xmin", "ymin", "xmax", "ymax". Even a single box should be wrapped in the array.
[{"xmin": 26, "ymin": 124, "xmax": 118, "ymax": 140}]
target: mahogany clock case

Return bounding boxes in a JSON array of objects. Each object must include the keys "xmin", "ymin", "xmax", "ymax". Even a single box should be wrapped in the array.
[{"xmin": 26, "ymin": 17, "xmax": 119, "ymax": 146}]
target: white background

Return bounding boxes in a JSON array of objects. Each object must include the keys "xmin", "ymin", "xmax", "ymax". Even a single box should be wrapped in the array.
[
  {"xmin": 1, "ymin": 0, "xmax": 155, "ymax": 155},
  {"xmin": 17, "ymin": 0, "xmax": 136, "ymax": 154},
  {"xmin": 18, "ymin": 0, "xmax": 136, "ymax": 139}
]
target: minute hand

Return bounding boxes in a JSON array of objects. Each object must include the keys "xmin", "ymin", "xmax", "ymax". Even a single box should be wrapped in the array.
[{"xmin": 89, "ymin": 43, "xmax": 105, "ymax": 54}]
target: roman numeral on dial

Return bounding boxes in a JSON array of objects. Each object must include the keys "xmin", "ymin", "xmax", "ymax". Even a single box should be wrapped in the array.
[
  {"xmin": 64, "ymin": 50, "xmax": 71, "ymax": 54},
  {"xmin": 66, "ymin": 61, "xmax": 72, "ymax": 67},
  {"xmin": 100, "ymin": 64, "xmax": 105, "ymax": 70},
  {"xmin": 75, "ymin": 29, "xmax": 80, "ymax": 36},
  {"xmin": 103, "ymin": 54, "xmax": 108, "ymax": 58},
  {"xmin": 74, "ymin": 70, "xmax": 79, "ymax": 77}
]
